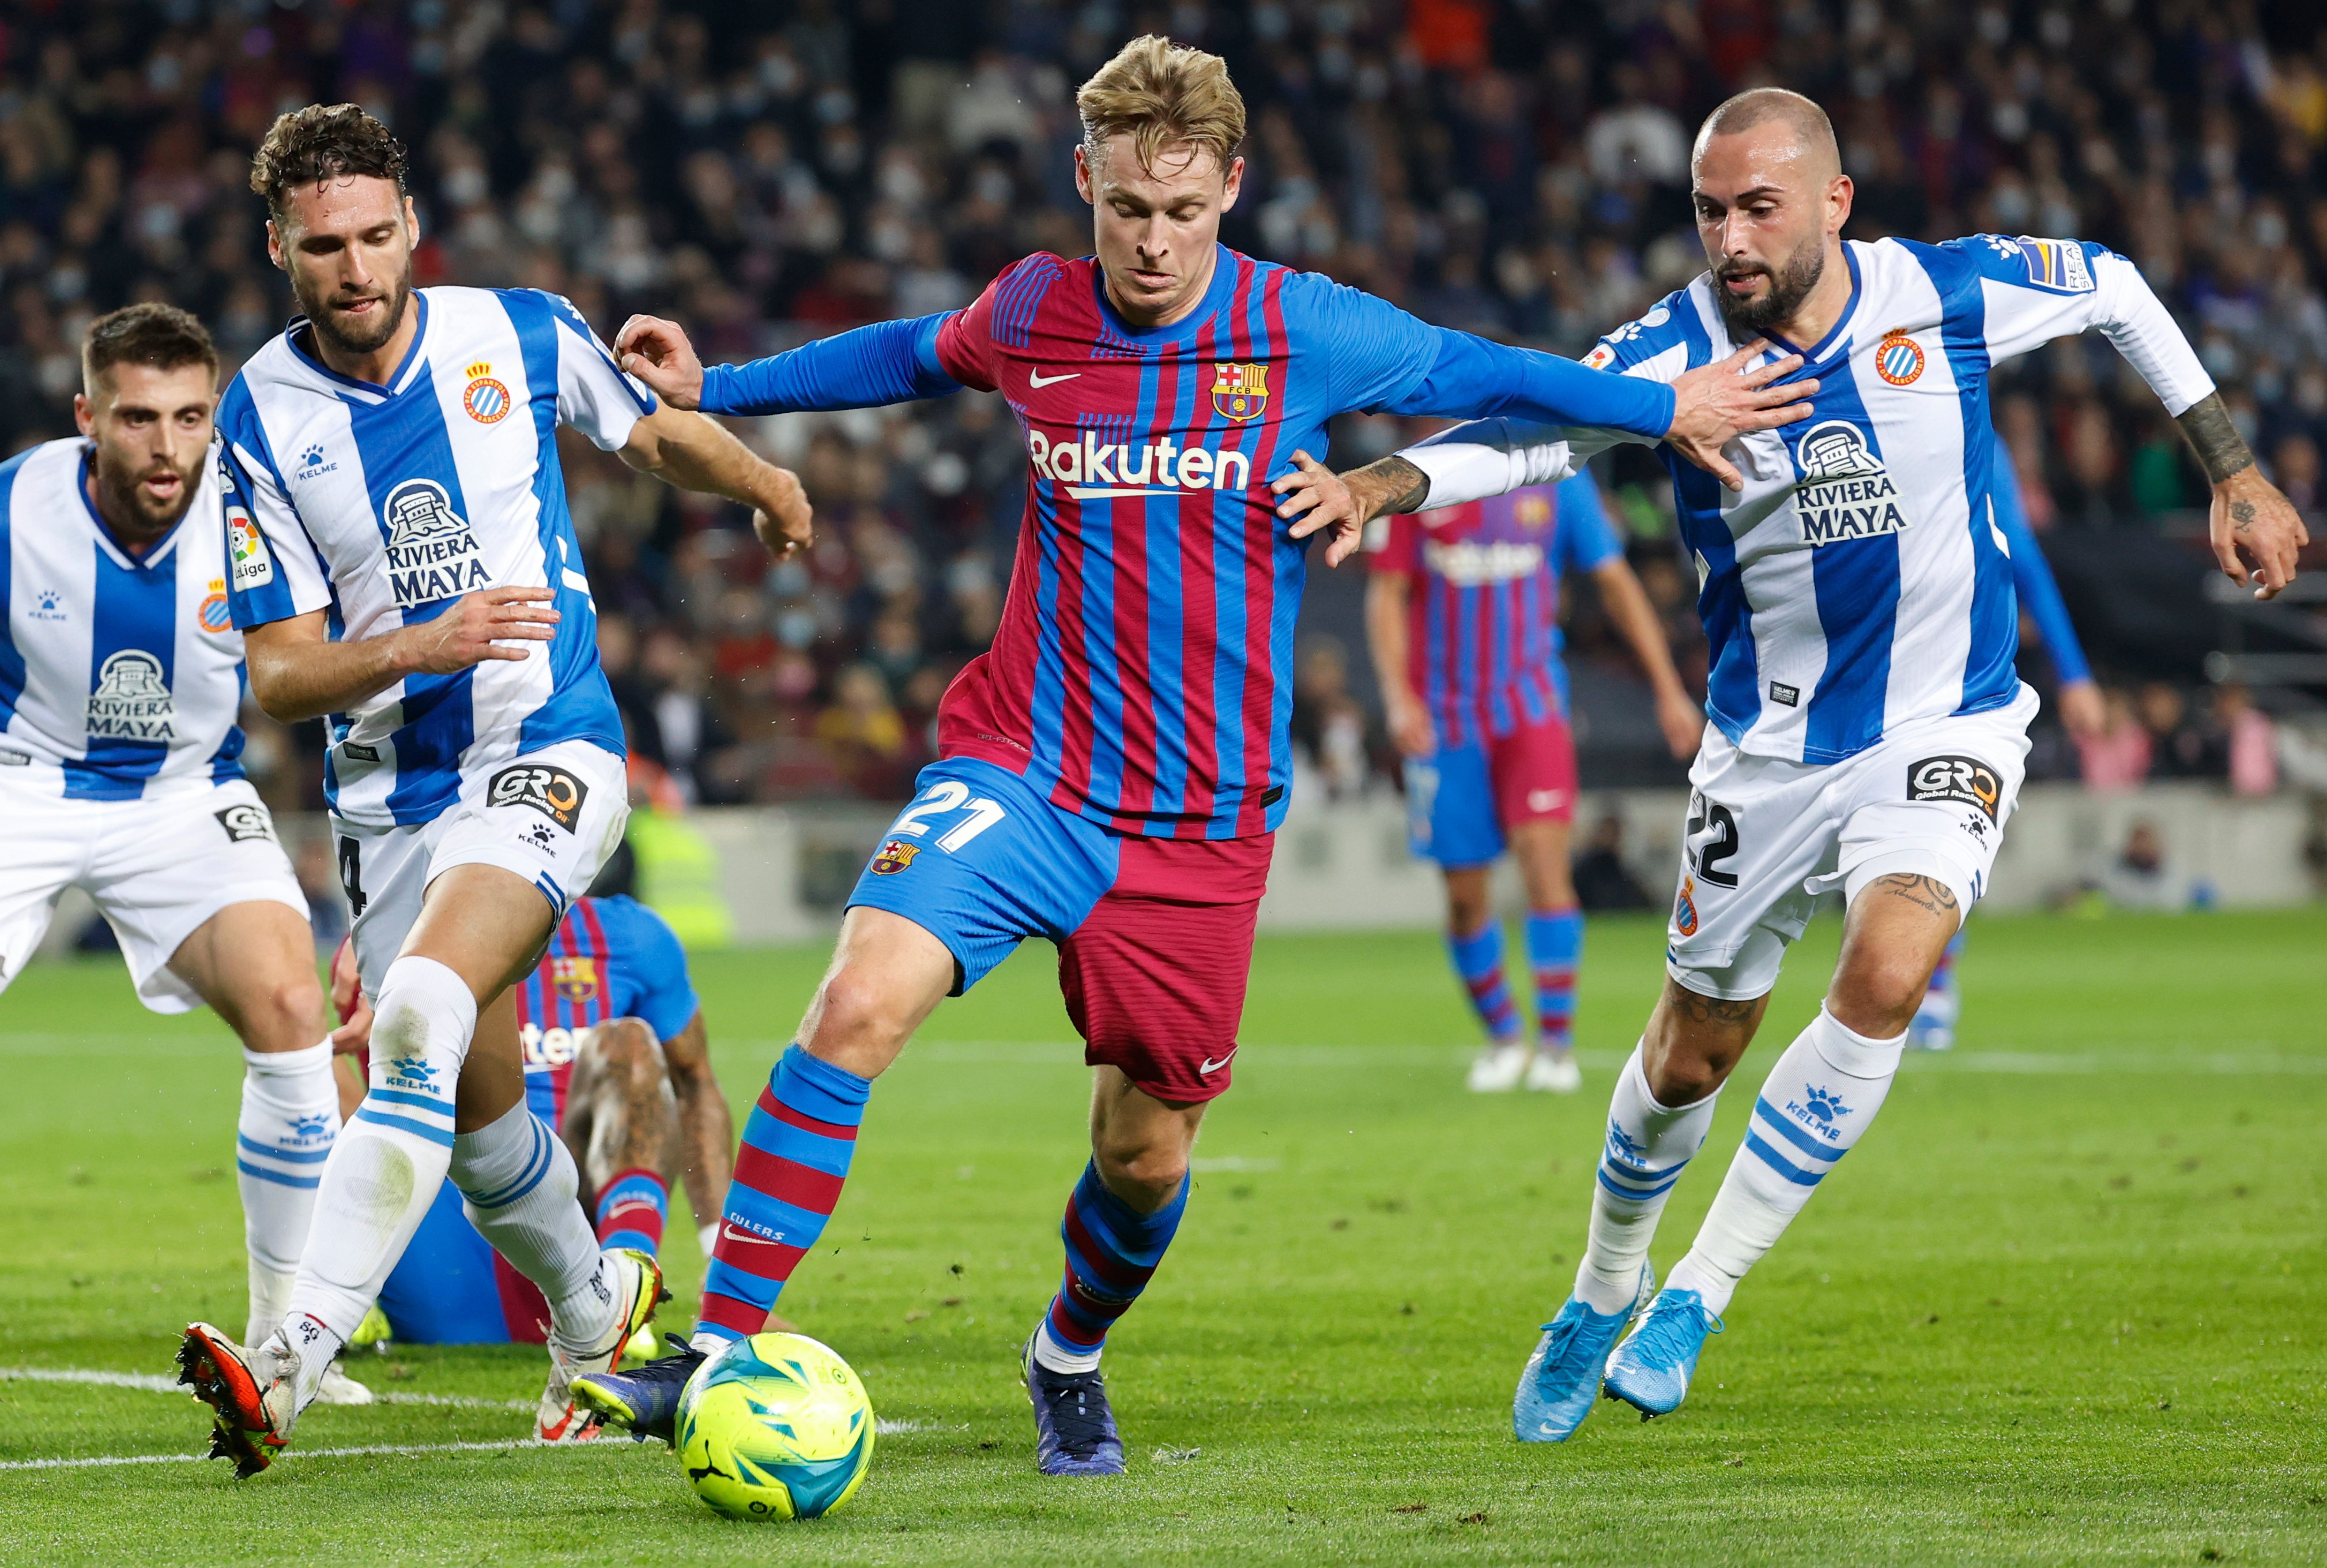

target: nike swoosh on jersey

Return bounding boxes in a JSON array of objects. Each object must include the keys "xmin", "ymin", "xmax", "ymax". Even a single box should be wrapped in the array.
[
  {"xmin": 1199, "ymin": 1053, "xmax": 1235, "ymax": 1075},
  {"xmin": 1027, "ymin": 369, "xmax": 1080, "ymax": 387}
]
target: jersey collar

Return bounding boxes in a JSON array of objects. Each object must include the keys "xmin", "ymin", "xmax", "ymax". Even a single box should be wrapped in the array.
[
  {"xmin": 76, "ymin": 444, "xmax": 185, "ymax": 571},
  {"xmin": 283, "ymin": 291, "xmax": 434, "ymax": 404},
  {"xmin": 1759, "ymin": 243, "xmax": 1863, "ymax": 366}
]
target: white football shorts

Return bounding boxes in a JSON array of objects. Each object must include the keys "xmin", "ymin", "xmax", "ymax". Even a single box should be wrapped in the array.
[
  {"xmin": 1664, "ymin": 685, "xmax": 2038, "ymax": 1000},
  {"xmin": 335, "ymin": 739, "xmax": 629, "ymax": 998},
  {"xmin": 0, "ymin": 774, "xmax": 308, "ymax": 1012}
]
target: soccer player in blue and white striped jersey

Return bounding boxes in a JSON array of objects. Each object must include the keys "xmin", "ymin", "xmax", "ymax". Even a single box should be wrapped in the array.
[
  {"xmin": 1281, "ymin": 88, "xmax": 2306, "ymax": 1441},
  {"xmin": 0, "ymin": 304, "xmax": 379, "ymax": 1400},
  {"xmin": 177, "ymin": 105, "xmax": 813, "ymax": 1475}
]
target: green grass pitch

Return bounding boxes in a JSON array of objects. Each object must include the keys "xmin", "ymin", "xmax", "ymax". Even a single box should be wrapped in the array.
[{"xmin": 1, "ymin": 910, "xmax": 2322, "ymax": 1565}]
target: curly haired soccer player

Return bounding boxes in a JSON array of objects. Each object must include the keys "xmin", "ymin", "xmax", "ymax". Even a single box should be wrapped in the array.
[
  {"xmin": 1272, "ymin": 87, "xmax": 2306, "ymax": 1442},
  {"xmin": 174, "ymin": 104, "xmax": 813, "ymax": 1475},
  {"xmin": 570, "ymin": 36, "xmax": 1816, "ymax": 1476}
]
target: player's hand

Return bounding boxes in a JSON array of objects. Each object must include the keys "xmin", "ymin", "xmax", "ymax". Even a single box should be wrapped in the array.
[
  {"xmin": 1386, "ymin": 695, "xmax": 1435, "ymax": 758},
  {"xmin": 1654, "ymin": 685, "xmax": 1704, "ymax": 760},
  {"xmin": 2054, "ymin": 679, "xmax": 2107, "ymax": 742},
  {"xmin": 614, "ymin": 314, "xmax": 707, "ymax": 411},
  {"xmin": 397, "ymin": 586, "xmax": 559, "ymax": 674},
  {"xmin": 1665, "ymin": 342, "xmax": 1816, "ymax": 492},
  {"xmin": 1273, "ymin": 450, "xmax": 1373, "ymax": 567},
  {"xmin": 2208, "ymin": 467, "xmax": 2307, "ymax": 600},
  {"xmin": 752, "ymin": 466, "xmax": 814, "ymax": 562},
  {"xmin": 328, "ymin": 938, "xmax": 373, "ymax": 1054}
]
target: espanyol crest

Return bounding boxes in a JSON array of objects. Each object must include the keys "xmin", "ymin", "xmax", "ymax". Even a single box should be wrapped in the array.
[{"xmin": 1212, "ymin": 361, "xmax": 1269, "ymax": 422}]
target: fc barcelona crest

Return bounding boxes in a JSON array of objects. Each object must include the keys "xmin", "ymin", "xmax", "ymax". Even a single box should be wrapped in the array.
[
  {"xmin": 551, "ymin": 956, "xmax": 602, "ymax": 1002},
  {"xmin": 1212, "ymin": 361, "xmax": 1269, "ymax": 422},
  {"xmin": 870, "ymin": 839, "xmax": 919, "ymax": 876}
]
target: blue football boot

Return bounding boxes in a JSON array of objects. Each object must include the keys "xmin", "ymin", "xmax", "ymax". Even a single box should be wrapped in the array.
[
  {"xmin": 1021, "ymin": 1334, "xmax": 1125, "ymax": 1476},
  {"xmin": 1602, "ymin": 1287, "xmax": 1723, "ymax": 1418},
  {"xmin": 1512, "ymin": 1262, "xmax": 1654, "ymax": 1442},
  {"xmin": 570, "ymin": 1340, "xmax": 705, "ymax": 1446}
]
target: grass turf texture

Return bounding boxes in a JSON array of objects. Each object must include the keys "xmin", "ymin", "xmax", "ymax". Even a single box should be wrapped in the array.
[{"xmin": 1, "ymin": 910, "xmax": 2322, "ymax": 1565}]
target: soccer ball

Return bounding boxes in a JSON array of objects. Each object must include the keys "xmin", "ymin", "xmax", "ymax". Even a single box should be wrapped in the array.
[{"xmin": 676, "ymin": 1332, "xmax": 875, "ymax": 1521}]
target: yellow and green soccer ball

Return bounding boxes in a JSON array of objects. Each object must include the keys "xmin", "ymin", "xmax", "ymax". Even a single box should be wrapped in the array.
[{"xmin": 676, "ymin": 1332, "xmax": 874, "ymax": 1521}]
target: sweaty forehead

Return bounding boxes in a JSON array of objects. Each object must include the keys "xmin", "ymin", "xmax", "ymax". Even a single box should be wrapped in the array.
[
  {"xmin": 278, "ymin": 174, "xmax": 403, "ymax": 235},
  {"xmin": 1092, "ymin": 135, "xmax": 1223, "ymax": 198},
  {"xmin": 1692, "ymin": 124, "xmax": 1834, "ymax": 197}
]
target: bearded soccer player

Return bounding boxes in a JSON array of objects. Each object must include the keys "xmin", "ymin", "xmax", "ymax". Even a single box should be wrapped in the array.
[
  {"xmin": 175, "ymin": 105, "xmax": 813, "ymax": 1475},
  {"xmin": 0, "ymin": 304, "xmax": 374, "ymax": 1401},
  {"xmin": 1365, "ymin": 467, "xmax": 1700, "ymax": 1095},
  {"xmin": 1274, "ymin": 88, "xmax": 2306, "ymax": 1441},
  {"xmin": 571, "ymin": 36, "xmax": 1813, "ymax": 1477}
]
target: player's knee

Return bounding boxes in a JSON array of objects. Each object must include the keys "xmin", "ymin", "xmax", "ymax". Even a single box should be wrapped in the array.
[
  {"xmin": 1827, "ymin": 952, "xmax": 1932, "ymax": 1036},
  {"xmin": 806, "ymin": 967, "xmax": 912, "ymax": 1069},
  {"xmin": 245, "ymin": 971, "xmax": 325, "ymax": 1050},
  {"xmin": 590, "ymin": 1017, "xmax": 667, "ymax": 1090},
  {"xmin": 1092, "ymin": 1138, "xmax": 1187, "ymax": 1207}
]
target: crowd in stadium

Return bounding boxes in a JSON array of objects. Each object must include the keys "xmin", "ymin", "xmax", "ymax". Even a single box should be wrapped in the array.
[{"xmin": 1, "ymin": 0, "xmax": 2317, "ymax": 805}]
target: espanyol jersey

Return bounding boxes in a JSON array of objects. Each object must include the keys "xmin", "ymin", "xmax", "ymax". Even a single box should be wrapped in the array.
[
  {"xmin": 1405, "ymin": 237, "xmax": 2212, "ymax": 764},
  {"xmin": 0, "ymin": 437, "xmax": 249, "ymax": 800},
  {"xmin": 216, "ymin": 288, "xmax": 653, "ymax": 827},
  {"xmin": 1367, "ymin": 473, "xmax": 1621, "ymax": 747},
  {"xmin": 511, "ymin": 894, "xmax": 699, "ymax": 1126}
]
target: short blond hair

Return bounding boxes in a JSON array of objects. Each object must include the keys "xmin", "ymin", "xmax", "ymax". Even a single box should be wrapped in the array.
[{"xmin": 1076, "ymin": 35, "xmax": 1246, "ymax": 178}]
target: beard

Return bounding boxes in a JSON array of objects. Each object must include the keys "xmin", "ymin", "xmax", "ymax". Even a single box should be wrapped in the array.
[
  {"xmin": 92, "ymin": 447, "xmax": 202, "ymax": 537},
  {"xmin": 1712, "ymin": 235, "xmax": 1827, "ymax": 340},
  {"xmin": 295, "ymin": 265, "xmax": 414, "ymax": 358}
]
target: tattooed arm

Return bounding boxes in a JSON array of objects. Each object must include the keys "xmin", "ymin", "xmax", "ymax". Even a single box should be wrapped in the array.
[{"xmin": 2175, "ymin": 391, "xmax": 2309, "ymax": 600}]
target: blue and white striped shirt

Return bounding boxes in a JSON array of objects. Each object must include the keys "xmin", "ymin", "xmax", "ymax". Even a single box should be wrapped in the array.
[
  {"xmin": 1402, "ymin": 236, "xmax": 2213, "ymax": 764},
  {"xmin": 217, "ymin": 287, "xmax": 653, "ymax": 827},
  {"xmin": 0, "ymin": 437, "xmax": 248, "ymax": 800}
]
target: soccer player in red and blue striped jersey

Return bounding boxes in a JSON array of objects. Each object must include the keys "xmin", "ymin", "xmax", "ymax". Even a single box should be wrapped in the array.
[
  {"xmin": 333, "ymin": 892, "xmax": 734, "ymax": 1438},
  {"xmin": 1367, "ymin": 470, "xmax": 1702, "ymax": 1095},
  {"xmin": 574, "ymin": 35, "xmax": 1812, "ymax": 1475}
]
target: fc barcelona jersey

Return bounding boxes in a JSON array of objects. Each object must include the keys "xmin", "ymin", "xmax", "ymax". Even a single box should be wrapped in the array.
[{"xmin": 512, "ymin": 894, "xmax": 699, "ymax": 1124}]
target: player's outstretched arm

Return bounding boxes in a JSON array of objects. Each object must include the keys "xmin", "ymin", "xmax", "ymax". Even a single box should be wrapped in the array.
[
  {"xmin": 657, "ymin": 1009, "xmax": 735, "ymax": 1247},
  {"xmin": 619, "ymin": 406, "xmax": 813, "ymax": 561},
  {"xmin": 1592, "ymin": 557, "xmax": 1703, "ymax": 760},
  {"xmin": 2177, "ymin": 393, "xmax": 2308, "ymax": 600},
  {"xmin": 242, "ymin": 588, "xmax": 561, "ymax": 723},
  {"xmin": 616, "ymin": 311, "xmax": 963, "ymax": 419}
]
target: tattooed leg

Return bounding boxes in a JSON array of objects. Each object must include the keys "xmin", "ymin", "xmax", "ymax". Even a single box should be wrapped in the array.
[
  {"xmin": 1639, "ymin": 977, "xmax": 1771, "ymax": 1104},
  {"xmin": 1827, "ymin": 871, "xmax": 1966, "ymax": 1039}
]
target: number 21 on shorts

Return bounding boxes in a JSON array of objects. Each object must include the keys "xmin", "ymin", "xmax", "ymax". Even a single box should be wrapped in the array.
[{"xmin": 891, "ymin": 779, "xmax": 1009, "ymax": 853}]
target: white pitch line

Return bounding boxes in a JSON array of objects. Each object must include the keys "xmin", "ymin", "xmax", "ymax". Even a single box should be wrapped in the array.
[
  {"xmin": 0, "ymin": 1366, "xmax": 530, "ymax": 1412},
  {"xmin": 0, "ymin": 1438, "xmax": 606, "ymax": 1472}
]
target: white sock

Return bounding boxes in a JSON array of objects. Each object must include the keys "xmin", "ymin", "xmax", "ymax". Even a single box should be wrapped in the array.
[
  {"xmin": 1574, "ymin": 1045, "xmax": 1722, "ymax": 1313},
  {"xmin": 236, "ymin": 1039, "xmax": 340, "ymax": 1344},
  {"xmin": 1667, "ymin": 1008, "xmax": 1904, "ymax": 1316},
  {"xmin": 281, "ymin": 956, "xmax": 473, "ymax": 1404},
  {"xmin": 451, "ymin": 1102, "xmax": 617, "ymax": 1354},
  {"xmin": 1033, "ymin": 1324, "xmax": 1103, "ymax": 1375}
]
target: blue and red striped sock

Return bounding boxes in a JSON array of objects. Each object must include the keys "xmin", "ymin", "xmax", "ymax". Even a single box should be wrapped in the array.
[
  {"xmin": 1448, "ymin": 924, "xmax": 1522, "ymax": 1042},
  {"xmin": 693, "ymin": 1044, "xmax": 870, "ymax": 1346},
  {"xmin": 1526, "ymin": 906, "xmax": 1585, "ymax": 1055},
  {"xmin": 593, "ymin": 1167, "xmax": 669, "ymax": 1256},
  {"xmin": 1033, "ymin": 1161, "xmax": 1188, "ymax": 1373}
]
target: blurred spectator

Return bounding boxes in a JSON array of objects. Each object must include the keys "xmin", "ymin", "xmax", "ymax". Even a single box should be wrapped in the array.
[
  {"xmin": 2215, "ymin": 683, "xmax": 2281, "ymax": 797},
  {"xmin": 1571, "ymin": 812, "xmax": 1653, "ymax": 912},
  {"xmin": 2098, "ymin": 820, "xmax": 2178, "ymax": 910},
  {"xmin": 813, "ymin": 664, "xmax": 911, "ymax": 797},
  {"xmin": 1289, "ymin": 637, "xmax": 1383, "ymax": 801},
  {"xmin": 2077, "ymin": 687, "xmax": 2153, "ymax": 792},
  {"xmin": 2137, "ymin": 681, "xmax": 2213, "ymax": 778}
]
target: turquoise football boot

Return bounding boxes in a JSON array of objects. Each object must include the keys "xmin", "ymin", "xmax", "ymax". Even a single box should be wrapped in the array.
[
  {"xmin": 1602, "ymin": 1287, "xmax": 1723, "ymax": 1418},
  {"xmin": 1511, "ymin": 1263, "xmax": 1653, "ymax": 1442}
]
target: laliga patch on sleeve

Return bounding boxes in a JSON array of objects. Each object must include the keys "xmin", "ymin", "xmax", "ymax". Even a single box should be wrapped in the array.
[
  {"xmin": 1582, "ymin": 341, "xmax": 1617, "ymax": 370},
  {"xmin": 1907, "ymin": 755, "xmax": 2002, "ymax": 823},
  {"xmin": 488, "ymin": 763, "xmax": 590, "ymax": 832},
  {"xmin": 227, "ymin": 507, "xmax": 275, "ymax": 590},
  {"xmin": 215, "ymin": 802, "xmax": 278, "ymax": 843}
]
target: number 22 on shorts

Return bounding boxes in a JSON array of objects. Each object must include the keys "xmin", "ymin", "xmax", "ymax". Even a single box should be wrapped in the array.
[
  {"xmin": 1684, "ymin": 789, "xmax": 1741, "ymax": 889},
  {"xmin": 891, "ymin": 779, "xmax": 1008, "ymax": 853}
]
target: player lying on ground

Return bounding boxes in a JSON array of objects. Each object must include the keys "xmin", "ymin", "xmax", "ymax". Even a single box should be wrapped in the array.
[
  {"xmin": 0, "ymin": 304, "xmax": 372, "ymax": 1404},
  {"xmin": 1909, "ymin": 444, "xmax": 2105, "ymax": 1050},
  {"xmin": 325, "ymin": 887, "xmax": 740, "ymax": 1427},
  {"xmin": 570, "ymin": 35, "xmax": 1814, "ymax": 1478},
  {"xmin": 175, "ymin": 104, "xmax": 813, "ymax": 1475},
  {"xmin": 1273, "ymin": 86, "xmax": 2305, "ymax": 1442},
  {"xmin": 1364, "ymin": 465, "xmax": 1700, "ymax": 1095}
]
